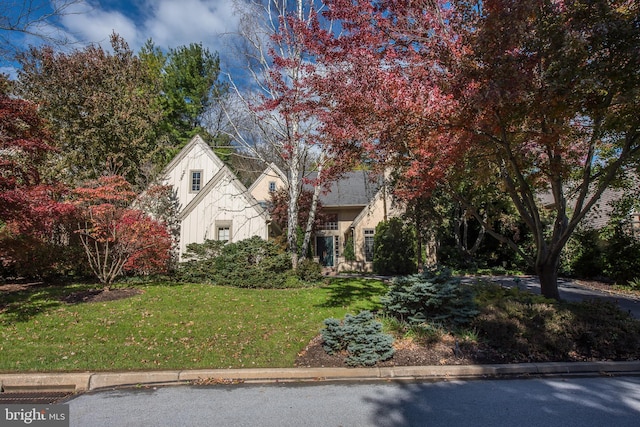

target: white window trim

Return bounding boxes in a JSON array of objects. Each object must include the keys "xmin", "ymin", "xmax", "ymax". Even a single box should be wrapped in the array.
[
  {"xmin": 190, "ymin": 170, "xmax": 203, "ymax": 193},
  {"xmin": 215, "ymin": 220, "xmax": 232, "ymax": 243}
]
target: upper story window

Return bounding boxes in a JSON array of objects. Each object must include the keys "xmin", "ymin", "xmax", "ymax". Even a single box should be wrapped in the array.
[
  {"xmin": 191, "ymin": 170, "xmax": 202, "ymax": 192},
  {"xmin": 217, "ymin": 226, "xmax": 230, "ymax": 242},
  {"xmin": 268, "ymin": 181, "xmax": 277, "ymax": 192},
  {"xmin": 321, "ymin": 214, "xmax": 339, "ymax": 231}
]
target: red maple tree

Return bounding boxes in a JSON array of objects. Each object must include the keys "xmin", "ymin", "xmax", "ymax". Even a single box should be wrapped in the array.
[
  {"xmin": 0, "ymin": 77, "xmax": 76, "ymax": 277},
  {"xmin": 290, "ymin": 0, "xmax": 640, "ymax": 299},
  {"xmin": 73, "ymin": 175, "xmax": 172, "ymax": 285}
]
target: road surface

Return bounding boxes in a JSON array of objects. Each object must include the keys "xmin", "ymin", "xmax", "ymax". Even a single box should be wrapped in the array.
[{"xmin": 67, "ymin": 376, "xmax": 640, "ymax": 427}]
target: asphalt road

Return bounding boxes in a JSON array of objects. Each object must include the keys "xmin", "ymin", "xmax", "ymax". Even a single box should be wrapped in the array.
[{"xmin": 67, "ymin": 376, "xmax": 640, "ymax": 427}]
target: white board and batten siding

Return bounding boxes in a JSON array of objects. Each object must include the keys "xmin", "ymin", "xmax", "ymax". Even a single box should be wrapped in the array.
[
  {"xmin": 160, "ymin": 135, "xmax": 269, "ymax": 260},
  {"xmin": 160, "ymin": 135, "xmax": 225, "ymax": 212},
  {"xmin": 178, "ymin": 167, "xmax": 269, "ymax": 258}
]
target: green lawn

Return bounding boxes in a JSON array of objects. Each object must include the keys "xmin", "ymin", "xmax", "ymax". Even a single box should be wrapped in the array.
[{"xmin": 0, "ymin": 279, "xmax": 387, "ymax": 372}]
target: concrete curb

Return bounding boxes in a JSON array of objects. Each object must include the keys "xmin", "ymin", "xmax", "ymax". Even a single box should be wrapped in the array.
[{"xmin": 2, "ymin": 361, "xmax": 640, "ymax": 393}]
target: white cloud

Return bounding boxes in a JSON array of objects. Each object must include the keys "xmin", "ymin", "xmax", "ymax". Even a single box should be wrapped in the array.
[
  {"xmin": 57, "ymin": 0, "xmax": 239, "ymax": 54},
  {"xmin": 144, "ymin": 0, "xmax": 238, "ymax": 50},
  {"xmin": 59, "ymin": 1, "xmax": 140, "ymax": 48}
]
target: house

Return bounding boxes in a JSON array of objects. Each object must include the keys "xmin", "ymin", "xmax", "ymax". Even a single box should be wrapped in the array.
[
  {"xmin": 538, "ymin": 182, "xmax": 640, "ymax": 234},
  {"xmin": 249, "ymin": 164, "xmax": 402, "ymax": 272},
  {"xmin": 161, "ymin": 135, "xmax": 401, "ymax": 269},
  {"xmin": 159, "ymin": 135, "xmax": 271, "ymax": 259}
]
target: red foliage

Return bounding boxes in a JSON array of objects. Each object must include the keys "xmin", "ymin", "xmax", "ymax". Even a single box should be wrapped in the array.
[
  {"xmin": 288, "ymin": 0, "xmax": 468, "ymax": 198},
  {"xmin": 269, "ymin": 187, "xmax": 327, "ymax": 233},
  {"xmin": 0, "ymin": 86, "xmax": 75, "ymax": 234},
  {"xmin": 73, "ymin": 175, "xmax": 172, "ymax": 283},
  {"xmin": 0, "ymin": 82, "xmax": 78, "ymax": 276}
]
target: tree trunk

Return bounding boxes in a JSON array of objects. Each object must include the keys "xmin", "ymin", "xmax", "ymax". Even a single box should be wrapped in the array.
[
  {"xmin": 301, "ymin": 155, "xmax": 324, "ymax": 260},
  {"xmin": 536, "ymin": 256, "xmax": 561, "ymax": 300},
  {"xmin": 287, "ymin": 177, "xmax": 300, "ymax": 269}
]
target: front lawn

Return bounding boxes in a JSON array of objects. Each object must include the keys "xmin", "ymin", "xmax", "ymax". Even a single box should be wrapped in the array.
[{"xmin": 0, "ymin": 278, "xmax": 387, "ymax": 372}]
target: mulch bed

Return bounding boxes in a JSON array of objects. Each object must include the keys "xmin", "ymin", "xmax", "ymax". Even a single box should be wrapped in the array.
[
  {"xmin": 61, "ymin": 287, "xmax": 143, "ymax": 304},
  {"xmin": 295, "ymin": 334, "xmax": 506, "ymax": 368}
]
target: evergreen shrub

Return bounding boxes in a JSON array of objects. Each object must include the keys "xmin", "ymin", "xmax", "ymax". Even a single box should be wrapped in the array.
[
  {"xmin": 373, "ymin": 218, "xmax": 417, "ymax": 275},
  {"xmin": 381, "ymin": 268, "xmax": 478, "ymax": 326},
  {"xmin": 177, "ymin": 237, "xmax": 292, "ymax": 288},
  {"xmin": 321, "ymin": 310, "xmax": 395, "ymax": 366},
  {"xmin": 343, "ymin": 235, "xmax": 356, "ymax": 262},
  {"xmin": 295, "ymin": 258, "xmax": 323, "ymax": 282},
  {"xmin": 602, "ymin": 225, "xmax": 640, "ymax": 285}
]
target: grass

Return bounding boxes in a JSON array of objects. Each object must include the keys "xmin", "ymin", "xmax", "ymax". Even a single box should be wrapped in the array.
[{"xmin": 0, "ymin": 278, "xmax": 387, "ymax": 372}]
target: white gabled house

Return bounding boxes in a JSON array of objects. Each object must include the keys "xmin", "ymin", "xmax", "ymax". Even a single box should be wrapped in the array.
[
  {"xmin": 161, "ymin": 135, "xmax": 403, "ymax": 270},
  {"xmin": 160, "ymin": 135, "xmax": 270, "ymax": 259}
]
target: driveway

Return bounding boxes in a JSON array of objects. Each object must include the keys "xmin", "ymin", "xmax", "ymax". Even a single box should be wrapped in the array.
[{"xmin": 463, "ymin": 275, "xmax": 640, "ymax": 319}]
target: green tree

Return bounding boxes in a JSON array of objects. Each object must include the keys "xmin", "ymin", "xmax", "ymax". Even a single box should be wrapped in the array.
[
  {"xmin": 373, "ymin": 218, "xmax": 417, "ymax": 276},
  {"xmin": 140, "ymin": 40, "xmax": 227, "ymax": 150},
  {"xmin": 17, "ymin": 33, "xmax": 163, "ymax": 187}
]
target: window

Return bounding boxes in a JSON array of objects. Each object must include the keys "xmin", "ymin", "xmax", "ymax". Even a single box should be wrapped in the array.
[
  {"xmin": 268, "ymin": 181, "xmax": 277, "ymax": 192},
  {"xmin": 217, "ymin": 226, "xmax": 230, "ymax": 242},
  {"xmin": 215, "ymin": 221, "xmax": 232, "ymax": 242},
  {"xmin": 364, "ymin": 229, "xmax": 374, "ymax": 262},
  {"xmin": 322, "ymin": 214, "xmax": 338, "ymax": 230},
  {"xmin": 190, "ymin": 170, "xmax": 202, "ymax": 192}
]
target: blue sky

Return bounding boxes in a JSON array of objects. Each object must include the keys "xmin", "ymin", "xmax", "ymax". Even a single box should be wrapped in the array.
[{"xmin": 1, "ymin": 0, "xmax": 242, "ymax": 77}]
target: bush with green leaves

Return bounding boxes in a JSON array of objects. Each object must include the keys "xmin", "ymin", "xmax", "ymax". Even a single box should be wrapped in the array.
[
  {"xmin": 343, "ymin": 235, "xmax": 356, "ymax": 262},
  {"xmin": 602, "ymin": 224, "xmax": 640, "ymax": 285},
  {"xmin": 295, "ymin": 258, "xmax": 323, "ymax": 282},
  {"xmin": 177, "ymin": 236, "xmax": 292, "ymax": 288},
  {"xmin": 564, "ymin": 227, "xmax": 605, "ymax": 279},
  {"xmin": 373, "ymin": 217, "xmax": 417, "ymax": 275},
  {"xmin": 321, "ymin": 310, "xmax": 395, "ymax": 367},
  {"xmin": 381, "ymin": 268, "xmax": 478, "ymax": 326}
]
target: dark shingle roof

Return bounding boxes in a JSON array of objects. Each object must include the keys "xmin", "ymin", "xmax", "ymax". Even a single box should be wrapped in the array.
[{"xmin": 306, "ymin": 171, "xmax": 381, "ymax": 207}]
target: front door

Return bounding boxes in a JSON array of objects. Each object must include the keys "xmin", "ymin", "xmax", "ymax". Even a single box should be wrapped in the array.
[{"xmin": 316, "ymin": 236, "xmax": 334, "ymax": 267}]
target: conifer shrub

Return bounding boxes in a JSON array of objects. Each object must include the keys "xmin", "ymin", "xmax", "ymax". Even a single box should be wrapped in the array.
[
  {"xmin": 177, "ymin": 237, "xmax": 292, "ymax": 288},
  {"xmin": 372, "ymin": 218, "xmax": 417, "ymax": 275},
  {"xmin": 321, "ymin": 310, "xmax": 395, "ymax": 366},
  {"xmin": 295, "ymin": 258, "xmax": 323, "ymax": 282},
  {"xmin": 343, "ymin": 235, "xmax": 356, "ymax": 262},
  {"xmin": 381, "ymin": 268, "xmax": 478, "ymax": 327}
]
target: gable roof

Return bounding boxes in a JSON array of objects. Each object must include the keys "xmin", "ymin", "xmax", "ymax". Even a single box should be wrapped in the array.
[
  {"xmin": 350, "ymin": 187, "xmax": 385, "ymax": 227},
  {"xmin": 178, "ymin": 163, "xmax": 269, "ymax": 222},
  {"xmin": 310, "ymin": 171, "xmax": 382, "ymax": 207},
  {"xmin": 160, "ymin": 134, "xmax": 225, "ymax": 176},
  {"xmin": 247, "ymin": 162, "xmax": 288, "ymax": 195}
]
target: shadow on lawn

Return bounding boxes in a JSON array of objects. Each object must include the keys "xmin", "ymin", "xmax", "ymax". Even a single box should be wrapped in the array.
[
  {"xmin": 0, "ymin": 283, "xmax": 70, "ymax": 323},
  {"xmin": 317, "ymin": 277, "xmax": 388, "ymax": 310}
]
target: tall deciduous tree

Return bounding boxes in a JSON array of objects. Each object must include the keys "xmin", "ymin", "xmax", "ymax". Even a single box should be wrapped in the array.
[
  {"xmin": 17, "ymin": 33, "xmax": 163, "ymax": 187},
  {"xmin": 224, "ymin": 0, "xmax": 347, "ymax": 267},
  {"xmin": 296, "ymin": 0, "xmax": 640, "ymax": 299},
  {"xmin": 0, "ymin": 75, "xmax": 76, "ymax": 277}
]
